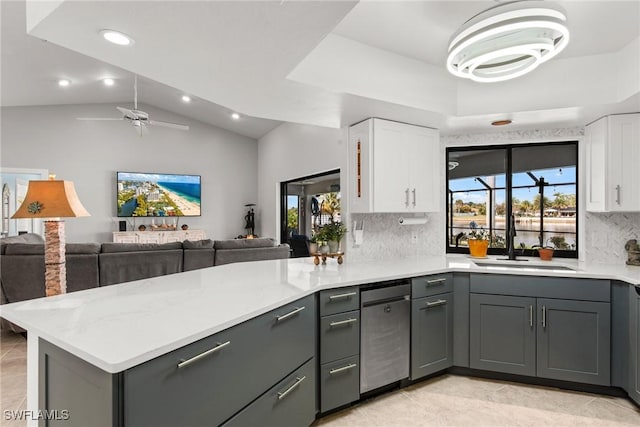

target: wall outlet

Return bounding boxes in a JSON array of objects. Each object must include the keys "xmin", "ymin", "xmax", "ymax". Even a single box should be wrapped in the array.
[{"xmin": 411, "ymin": 232, "xmax": 418, "ymax": 244}]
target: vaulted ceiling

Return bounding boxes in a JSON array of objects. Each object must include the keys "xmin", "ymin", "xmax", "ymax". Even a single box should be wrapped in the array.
[{"xmin": 3, "ymin": 1, "xmax": 639, "ymax": 137}]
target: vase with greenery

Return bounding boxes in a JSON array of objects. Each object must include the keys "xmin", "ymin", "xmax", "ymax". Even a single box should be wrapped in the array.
[
  {"xmin": 308, "ymin": 233, "xmax": 318, "ymax": 254},
  {"xmin": 323, "ymin": 221, "xmax": 347, "ymax": 253}
]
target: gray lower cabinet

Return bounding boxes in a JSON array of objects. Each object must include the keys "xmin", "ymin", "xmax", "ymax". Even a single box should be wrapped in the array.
[
  {"xmin": 319, "ymin": 291, "xmax": 360, "ymax": 413},
  {"xmin": 38, "ymin": 294, "xmax": 317, "ymax": 427},
  {"xmin": 320, "ymin": 355, "xmax": 360, "ymax": 413},
  {"xmin": 470, "ymin": 294, "xmax": 536, "ymax": 376},
  {"xmin": 470, "ymin": 290, "xmax": 611, "ymax": 386},
  {"xmin": 223, "ymin": 357, "xmax": 316, "ymax": 427},
  {"xmin": 411, "ymin": 292, "xmax": 453, "ymax": 380},
  {"xmin": 537, "ymin": 298, "xmax": 610, "ymax": 385},
  {"xmin": 631, "ymin": 286, "xmax": 640, "ymax": 405}
]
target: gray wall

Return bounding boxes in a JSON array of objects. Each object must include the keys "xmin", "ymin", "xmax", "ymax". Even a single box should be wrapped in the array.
[{"xmin": 1, "ymin": 103, "xmax": 258, "ymax": 243}]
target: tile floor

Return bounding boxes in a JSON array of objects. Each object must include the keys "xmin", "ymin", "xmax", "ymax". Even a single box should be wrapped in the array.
[{"xmin": 1, "ymin": 325, "xmax": 639, "ymax": 427}]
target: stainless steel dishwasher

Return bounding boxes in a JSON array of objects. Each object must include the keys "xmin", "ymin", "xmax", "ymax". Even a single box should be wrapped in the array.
[{"xmin": 360, "ymin": 281, "xmax": 411, "ymax": 394}]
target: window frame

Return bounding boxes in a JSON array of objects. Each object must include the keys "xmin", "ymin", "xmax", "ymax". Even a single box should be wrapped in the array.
[{"xmin": 445, "ymin": 141, "xmax": 579, "ymax": 259}]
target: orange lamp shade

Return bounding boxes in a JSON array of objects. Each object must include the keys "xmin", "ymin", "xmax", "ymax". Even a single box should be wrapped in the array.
[{"xmin": 11, "ymin": 180, "xmax": 90, "ymax": 219}]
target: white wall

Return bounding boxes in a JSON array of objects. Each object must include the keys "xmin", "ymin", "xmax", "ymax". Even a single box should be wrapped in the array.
[
  {"xmin": 257, "ymin": 123, "xmax": 348, "ymax": 240},
  {"xmin": 1, "ymin": 104, "xmax": 258, "ymax": 243}
]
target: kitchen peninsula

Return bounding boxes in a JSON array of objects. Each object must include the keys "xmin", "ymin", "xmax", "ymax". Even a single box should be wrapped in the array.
[{"xmin": 1, "ymin": 255, "xmax": 639, "ymax": 426}]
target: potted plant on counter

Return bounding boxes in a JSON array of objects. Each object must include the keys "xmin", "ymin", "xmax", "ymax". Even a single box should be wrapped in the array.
[
  {"xmin": 324, "ymin": 221, "xmax": 347, "ymax": 253},
  {"xmin": 308, "ymin": 233, "xmax": 318, "ymax": 254},
  {"xmin": 467, "ymin": 225, "xmax": 490, "ymax": 258}
]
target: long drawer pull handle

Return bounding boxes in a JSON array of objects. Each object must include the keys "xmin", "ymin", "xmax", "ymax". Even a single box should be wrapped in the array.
[
  {"xmin": 529, "ymin": 305, "xmax": 533, "ymax": 327},
  {"xmin": 423, "ymin": 299, "xmax": 447, "ymax": 309},
  {"xmin": 426, "ymin": 278, "xmax": 446, "ymax": 286},
  {"xmin": 616, "ymin": 185, "xmax": 621, "ymax": 205},
  {"xmin": 329, "ymin": 292, "xmax": 357, "ymax": 300},
  {"xmin": 329, "ymin": 363, "xmax": 357, "ymax": 375},
  {"xmin": 329, "ymin": 318, "xmax": 358, "ymax": 327},
  {"xmin": 542, "ymin": 305, "xmax": 547, "ymax": 329},
  {"xmin": 412, "ymin": 188, "xmax": 416, "ymax": 207},
  {"xmin": 277, "ymin": 376, "xmax": 306, "ymax": 400},
  {"xmin": 276, "ymin": 306, "xmax": 305, "ymax": 322},
  {"xmin": 177, "ymin": 341, "xmax": 230, "ymax": 368}
]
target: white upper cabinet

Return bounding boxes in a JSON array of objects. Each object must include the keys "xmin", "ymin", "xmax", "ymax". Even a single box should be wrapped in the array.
[
  {"xmin": 585, "ymin": 114, "xmax": 640, "ymax": 212},
  {"xmin": 349, "ymin": 118, "xmax": 441, "ymax": 213}
]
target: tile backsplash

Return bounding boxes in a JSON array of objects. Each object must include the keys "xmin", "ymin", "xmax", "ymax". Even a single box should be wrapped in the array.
[{"xmin": 584, "ymin": 212, "xmax": 640, "ymax": 264}]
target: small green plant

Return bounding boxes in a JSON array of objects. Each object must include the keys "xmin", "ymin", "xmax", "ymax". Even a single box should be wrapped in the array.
[
  {"xmin": 547, "ymin": 236, "xmax": 569, "ymax": 249},
  {"xmin": 322, "ymin": 221, "xmax": 347, "ymax": 241}
]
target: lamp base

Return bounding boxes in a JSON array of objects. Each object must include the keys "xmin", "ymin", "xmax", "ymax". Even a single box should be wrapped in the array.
[{"xmin": 44, "ymin": 220, "xmax": 66, "ymax": 296}]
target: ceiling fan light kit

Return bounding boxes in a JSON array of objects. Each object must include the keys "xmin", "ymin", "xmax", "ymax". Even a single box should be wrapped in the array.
[{"xmin": 447, "ymin": 0, "xmax": 569, "ymax": 83}]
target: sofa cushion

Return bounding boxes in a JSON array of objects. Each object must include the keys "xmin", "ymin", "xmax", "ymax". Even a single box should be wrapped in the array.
[
  {"xmin": 101, "ymin": 242, "xmax": 183, "ymax": 253},
  {"xmin": 214, "ymin": 244, "xmax": 290, "ymax": 266},
  {"xmin": 4, "ymin": 243, "xmax": 101, "ymax": 255},
  {"xmin": 183, "ymin": 239, "xmax": 214, "ymax": 249},
  {"xmin": 214, "ymin": 238, "xmax": 277, "ymax": 250},
  {"xmin": 0, "ymin": 233, "xmax": 44, "ymax": 254}
]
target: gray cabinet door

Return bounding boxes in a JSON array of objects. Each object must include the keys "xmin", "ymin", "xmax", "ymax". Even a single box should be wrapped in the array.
[
  {"xmin": 320, "ymin": 355, "xmax": 360, "ymax": 413},
  {"xmin": 537, "ymin": 298, "xmax": 610, "ymax": 385},
  {"xmin": 223, "ymin": 357, "xmax": 316, "ymax": 427},
  {"xmin": 411, "ymin": 293, "xmax": 453, "ymax": 380},
  {"xmin": 320, "ymin": 310, "xmax": 360, "ymax": 364},
  {"xmin": 470, "ymin": 293, "xmax": 536, "ymax": 376},
  {"xmin": 630, "ymin": 287, "xmax": 640, "ymax": 404}
]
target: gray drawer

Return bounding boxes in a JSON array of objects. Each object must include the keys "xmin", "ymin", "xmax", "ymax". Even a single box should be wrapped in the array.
[
  {"xmin": 124, "ymin": 294, "xmax": 315, "ymax": 427},
  {"xmin": 320, "ymin": 310, "xmax": 360, "ymax": 363},
  {"xmin": 470, "ymin": 274, "xmax": 610, "ymax": 302},
  {"xmin": 320, "ymin": 355, "xmax": 360, "ymax": 413},
  {"xmin": 412, "ymin": 273, "xmax": 453, "ymax": 299},
  {"xmin": 224, "ymin": 357, "xmax": 316, "ymax": 427},
  {"xmin": 320, "ymin": 286, "xmax": 360, "ymax": 316}
]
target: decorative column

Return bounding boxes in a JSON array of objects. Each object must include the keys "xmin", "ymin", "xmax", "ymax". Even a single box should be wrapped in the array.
[{"xmin": 44, "ymin": 220, "xmax": 66, "ymax": 296}]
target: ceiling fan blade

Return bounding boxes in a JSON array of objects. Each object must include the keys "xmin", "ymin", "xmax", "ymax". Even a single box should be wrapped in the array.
[
  {"xmin": 77, "ymin": 117, "xmax": 124, "ymax": 121},
  {"xmin": 116, "ymin": 106, "xmax": 136, "ymax": 117},
  {"xmin": 148, "ymin": 120, "xmax": 189, "ymax": 131}
]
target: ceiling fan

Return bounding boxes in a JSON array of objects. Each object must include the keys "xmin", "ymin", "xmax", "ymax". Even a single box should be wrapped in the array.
[{"xmin": 77, "ymin": 75, "xmax": 189, "ymax": 136}]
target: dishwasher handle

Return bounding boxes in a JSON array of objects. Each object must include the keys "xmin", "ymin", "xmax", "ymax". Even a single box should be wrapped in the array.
[{"xmin": 361, "ymin": 294, "xmax": 409, "ymax": 308}]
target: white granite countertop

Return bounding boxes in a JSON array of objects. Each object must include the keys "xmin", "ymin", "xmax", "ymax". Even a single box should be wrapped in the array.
[{"xmin": 1, "ymin": 255, "xmax": 639, "ymax": 373}]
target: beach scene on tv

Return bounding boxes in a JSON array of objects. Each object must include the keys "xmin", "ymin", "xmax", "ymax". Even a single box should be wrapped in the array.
[{"xmin": 117, "ymin": 172, "xmax": 201, "ymax": 217}]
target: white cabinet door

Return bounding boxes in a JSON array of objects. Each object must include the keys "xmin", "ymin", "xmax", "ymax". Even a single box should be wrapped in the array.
[
  {"xmin": 585, "ymin": 114, "xmax": 640, "ymax": 212},
  {"xmin": 406, "ymin": 124, "xmax": 440, "ymax": 213},
  {"xmin": 348, "ymin": 118, "xmax": 441, "ymax": 213},
  {"xmin": 608, "ymin": 115, "xmax": 640, "ymax": 211},
  {"xmin": 585, "ymin": 117, "xmax": 607, "ymax": 212},
  {"xmin": 372, "ymin": 119, "xmax": 411, "ymax": 212}
]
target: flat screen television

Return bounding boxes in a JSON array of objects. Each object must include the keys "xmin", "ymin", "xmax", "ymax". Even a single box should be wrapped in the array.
[{"xmin": 117, "ymin": 172, "xmax": 201, "ymax": 217}]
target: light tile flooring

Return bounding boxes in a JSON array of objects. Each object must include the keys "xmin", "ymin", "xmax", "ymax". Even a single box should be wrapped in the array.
[{"xmin": 1, "ymin": 325, "xmax": 639, "ymax": 427}]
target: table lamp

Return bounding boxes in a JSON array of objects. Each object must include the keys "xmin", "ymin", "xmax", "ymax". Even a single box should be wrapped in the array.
[{"xmin": 11, "ymin": 175, "xmax": 90, "ymax": 296}]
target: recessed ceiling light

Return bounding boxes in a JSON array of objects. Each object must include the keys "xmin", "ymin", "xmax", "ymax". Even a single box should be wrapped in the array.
[
  {"xmin": 231, "ymin": 113, "xmax": 241, "ymax": 120},
  {"xmin": 58, "ymin": 79, "xmax": 70, "ymax": 87},
  {"xmin": 100, "ymin": 29, "xmax": 134, "ymax": 46},
  {"xmin": 103, "ymin": 78, "xmax": 115, "ymax": 86},
  {"xmin": 491, "ymin": 119, "xmax": 512, "ymax": 126},
  {"xmin": 181, "ymin": 95, "xmax": 191, "ymax": 103}
]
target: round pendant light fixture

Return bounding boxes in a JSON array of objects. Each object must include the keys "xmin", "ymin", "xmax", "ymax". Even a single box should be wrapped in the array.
[{"xmin": 447, "ymin": 1, "xmax": 569, "ymax": 83}]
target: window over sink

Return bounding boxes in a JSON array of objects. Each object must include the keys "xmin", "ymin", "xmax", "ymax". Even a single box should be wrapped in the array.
[{"xmin": 446, "ymin": 141, "xmax": 578, "ymax": 258}]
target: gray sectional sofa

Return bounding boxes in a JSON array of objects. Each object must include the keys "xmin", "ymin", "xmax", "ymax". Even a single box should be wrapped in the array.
[{"xmin": 1, "ymin": 235, "xmax": 290, "ymax": 330}]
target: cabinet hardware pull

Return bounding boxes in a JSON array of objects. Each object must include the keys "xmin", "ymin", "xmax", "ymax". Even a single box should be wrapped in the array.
[
  {"xmin": 329, "ymin": 292, "xmax": 357, "ymax": 300},
  {"xmin": 177, "ymin": 341, "xmax": 230, "ymax": 368},
  {"xmin": 329, "ymin": 363, "xmax": 357, "ymax": 375},
  {"xmin": 542, "ymin": 306, "xmax": 546, "ymax": 328},
  {"xmin": 405, "ymin": 188, "xmax": 410, "ymax": 207},
  {"xmin": 423, "ymin": 299, "xmax": 447, "ymax": 309},
  {"xmin": 616, "ymin": 185, "xmax": 621, "ymax": 205},
  {"xmin": 426, "ymin": 278, "xmax": 446, "ymax": 286},
  {"xmin": 412, "ymin": 188, "xmax": 416, "ymax": 207},
  {"xmin": 276, "ymin": 306, "xmax": 305, "ymax": 322},
  {"xmin": 529, "ymin": 305, "xmax": 533, "ymax": 327},
  {"xmin": 330, "ymin": 318, "xmax": 358, "ymax": 327},
  {"xmin": 277, "ymin": 376, "xmax": 306, "ymax": 400}
]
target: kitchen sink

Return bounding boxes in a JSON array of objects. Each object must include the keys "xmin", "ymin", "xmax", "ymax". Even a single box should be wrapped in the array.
[{"xmin": 472, "ymin": 261, "xmax": 577, "ymax": 271}]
